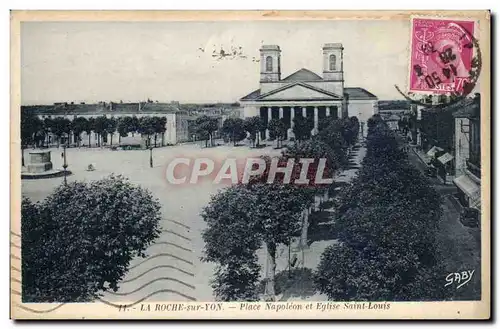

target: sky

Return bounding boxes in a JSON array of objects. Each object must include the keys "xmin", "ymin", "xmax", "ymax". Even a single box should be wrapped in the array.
[{"xmin": 21, "ymin": 20, "xmax": 411, "ymax": 105}]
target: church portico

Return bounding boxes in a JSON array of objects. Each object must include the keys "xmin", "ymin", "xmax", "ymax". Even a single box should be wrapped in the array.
[
  {"xmin": 240, "ymin": 43, "xmax": 378, "ymax": 139},
  {"xmin": 254, "ymin": 102, "xmax": 341, "ymax": 139}
]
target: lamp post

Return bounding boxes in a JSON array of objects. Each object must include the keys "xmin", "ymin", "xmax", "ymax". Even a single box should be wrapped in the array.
[
  {"xmin": 149, "ymin": 145, "xmax": 153, "ymax": 168},
  {"xmin": 62, "ymin": 144, "xmax": 68, "ymax": 185}
]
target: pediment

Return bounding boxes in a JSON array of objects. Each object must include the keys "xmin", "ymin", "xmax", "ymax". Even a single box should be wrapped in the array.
[{"xmin": 258, "ymin": 83, "xmax": 341, "ymax": 101}]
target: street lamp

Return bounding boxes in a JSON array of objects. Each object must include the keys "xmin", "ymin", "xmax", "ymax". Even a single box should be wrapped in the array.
[
  {"xmin": 149, "ymin": 145, "xmax": 153, "ymax": 168},
  {"xmin": 62, "ymin": 144, "xmax": 68, "ymax": 185}
]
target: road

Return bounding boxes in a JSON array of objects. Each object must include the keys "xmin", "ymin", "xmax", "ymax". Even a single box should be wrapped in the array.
[{"xmin": 404, "ymin": 139, "xmax": 481, "ymax": 300}]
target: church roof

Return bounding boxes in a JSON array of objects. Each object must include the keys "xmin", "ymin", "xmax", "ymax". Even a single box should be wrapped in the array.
[
  {"xmin": 240, "ymin": 81, "xmax": 343, "ymax": 102},
  {"xmin": 240, "ymin": 89, "xmax": 261, "ymax": 101},
  {"xmin": 344, "ymin": 87, "xmax": 378, "ymax": 100},
  {"xmin": 282, "ymin": 68, "xmax": 323, "ymax": 82}
]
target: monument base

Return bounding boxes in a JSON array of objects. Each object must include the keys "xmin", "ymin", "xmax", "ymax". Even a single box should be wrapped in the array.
[
  {"xmin": 27, "ymin": 162, "xmax": 53, "ymax": 173},
  {"xmin": 21, "ymin": 169, "xmax": 72, "ymax": 180}
]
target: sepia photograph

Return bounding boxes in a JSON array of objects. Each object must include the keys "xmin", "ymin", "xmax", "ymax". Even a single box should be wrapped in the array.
[{"xmin": 10, "ymin": 10, "xmax": 490, "ymax": 319}]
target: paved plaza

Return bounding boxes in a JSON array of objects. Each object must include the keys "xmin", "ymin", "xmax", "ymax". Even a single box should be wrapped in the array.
[
  {"xmin": 21, "ymin": 142, "xmax": 285, "ymax": 303},
  {"xmin": 22, "ymin": 141, "xmax": 368, "ymax": 303}
]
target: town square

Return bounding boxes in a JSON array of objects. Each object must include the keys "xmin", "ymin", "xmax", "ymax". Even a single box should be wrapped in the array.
[{"xmin": 13, "ymin": 15, "xmax": 486, "ymax": 317}]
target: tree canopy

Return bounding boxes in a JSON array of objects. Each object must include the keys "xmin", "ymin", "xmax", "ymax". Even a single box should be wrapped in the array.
[
  {"xmin": 243, "ymin": 116, "xmax": 266, "ymax": 147},
  {"xmin": 221, "ymin": 117, "xmax": 246, "ymax": 146},
  {"xmin": 292, "ymin": 115, "xmax": 314, "ymax": 143},
  {"xmin": 21, "ymin": 175, "xmax": 162, "ymax": 302},
  {"xmin": 268, "ymin": 118, "xmax": 288, "ymax": 148},
  {"xmin": 202, "ymin": 180, "xmax": 312, "ymax": 300},
  {"xmin": 194, "ymin": 115, "xmax": 220, "ymax": 147},
  {"xmin": 314, "ymin": 116, "xmax": 444, "ymax": 301}
]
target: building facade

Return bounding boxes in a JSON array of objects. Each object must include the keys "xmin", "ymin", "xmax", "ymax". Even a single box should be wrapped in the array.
[
  {"xmin": 22, "ymin": 101, "xmax": 192, "ymax": 147},
  {"xmin": 453, "ymin": 96, "xmax": 481, "ymax": 210},
  {"xmin": 239, "ymin": 44, "xmax": 378, "ymax": 140}
]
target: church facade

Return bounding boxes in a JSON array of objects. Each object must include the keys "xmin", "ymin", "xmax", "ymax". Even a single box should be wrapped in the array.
[{"xmin": 240, "ymin": 43, "xmax": 378, "ymax": 139}]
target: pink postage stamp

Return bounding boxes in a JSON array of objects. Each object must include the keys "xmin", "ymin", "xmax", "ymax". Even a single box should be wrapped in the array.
[{"xmin": 409, "ymin": 17, "xmax": 475, "ymax": 95}]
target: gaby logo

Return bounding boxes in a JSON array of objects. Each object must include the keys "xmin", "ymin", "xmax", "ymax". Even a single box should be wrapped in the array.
[
  {"xmin": 444, "ymin": 270, "xmax": 475, "ymax": 290},
  {"xmin": 165, "ymin": 157, "xmax": 334, "ymax": 185}
]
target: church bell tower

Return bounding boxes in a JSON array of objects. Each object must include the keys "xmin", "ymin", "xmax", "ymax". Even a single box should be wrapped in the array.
[
  {"xmin": 260, "ymin": 45, "xmax": 281, "ymax": 83},
  {"xmin": 322, "ymin": 43, "xmax": 344, "ymax": 83}
]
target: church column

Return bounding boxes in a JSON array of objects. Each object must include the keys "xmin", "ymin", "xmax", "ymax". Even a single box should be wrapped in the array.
[
  {"xmin": 266, "ymin": 107, "xmax": 272, "ymax": 139},
  {"xmin": 302, "ymin": 107, "xmax": 307, "ymax": 117},
  {"xmin": 288, "ymin": 107, "xmax": 295, "ymax": 140},
  {"xmin": 279, "ymin": 107, "xmax": 284, "ymax": 119},
  {"xmin": 313, "ymin": 107, "xmax": 319, "ymax": 134},
  {"xmin": 337, "ymin": 105, "xmax": 342, "ymax": 119},
  {"xmin": 326, "ymin": 106, "xmax": 330, "ymax": 117}
]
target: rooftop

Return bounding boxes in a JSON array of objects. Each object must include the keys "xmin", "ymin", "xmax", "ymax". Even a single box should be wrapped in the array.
[
  {"xmin": 22, "ymin": 102, "xmax": 180, "ymax": 115},
  {"xmin": 323, "ymin": 43, "xmax": 343, "ymax": 49},
  {"xmin": 344, "ymin": 87, "xmax": 378, "ymax": 100},
  {"xmin": 260, "ymin": 45, "xmax": 281, "ymax": 51},
  {"xmin": 452, "ymin": 97, "xmax": 480, "ymax": 118},
  {"xmin": 282, "ymin": 68, "xmax": 323, "ymax": 82},
  {"xmin": 240, "ymin": 86, "xmax": 377, "ymax": 101}
]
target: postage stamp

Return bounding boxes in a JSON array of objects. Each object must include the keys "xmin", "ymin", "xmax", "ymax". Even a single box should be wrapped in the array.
[
  {"xmin": 10, "ymin": 10, "xmax": 490, "ymax": 320},
  {"xmin": 409, "ymin": 18, "xmax": 476, "ymax": 95}
]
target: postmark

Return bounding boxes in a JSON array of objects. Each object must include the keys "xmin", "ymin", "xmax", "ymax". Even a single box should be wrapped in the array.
[{"xmin": 395, "ymin": 17, "xmax": 481, "ymax": 108}]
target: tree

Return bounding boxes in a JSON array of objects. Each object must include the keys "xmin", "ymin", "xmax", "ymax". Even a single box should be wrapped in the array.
[
  {"xmin": 93, "ymin": 116, "xmax": 108, "ymax": 147},
  {"xmin": 85, "ymin": 117, "xmax": 95, "ymax": 148},
  {"xmin": 21, "ymin": 175, "xmax": 162, "ymax": 302},
  {"xmin": 246, "ymin": 183, "xmax": 310, "ymax": 300},
  {"xmin": 283, "ymin": 138, "xmax": 343, "ymax": 184},
  {"xmin": 340, "ymin": 116, "xmax": 360, "ymax": 149},
  {"xmin": 43, "ymin": 117, "xmax": 55, "ymax": 146},
  {"xmin": 20, "ymin": 109, "xmax": 43, "ymax": 166},
  {"xmin": 201, "ymin": 185, "xmax": 261, "ymax": 301},
  {"xmin": 130, "ymin": 116, "xmax": 140, "ymax": 136},
  {"xmin": 138, "ymin": 117, "xmax": 156, "ymax": 148},
  {"xmin": 116, "ymin": 116, "xmax": 132, "ymax": 144},
  {"xmin": 281, "ymin": 139, "xmax": 342, "ymax": 245},
  {"xmin": 221, "ymin": 117, "xmax": 246, "ymax": 146},
  {"xmin": 153, "ymin": 117, "xmax": 167, "ymax": 147},
  {"xmin": 71, "ymin": 117, "xmax": 89, "ymax": 147},
  {"xmin": 51, "ymin": 117, "xmax": 72, "ymax": 147},
  {"xmin": 314, "ymin": 117, "xmax": 444, "ymax": 301},
  {"xmin": 292, "ymin": 115, "xmax": 314, "ymax": 143},
  {"xmin": 194, "ymin": 115, "xmax": 219, "ymax": 148},
  {"xmin": 243, "ymin": 116, "xmax": 266, "ymax": 147},
  {"xmin": 268, "ymin": 118, "xmax": 288, "ymax": 148},
  {"xmin": 202, "ymin": 180, "xmax": 312, "ymax": 301},
  {"xmin": 316, "ymin": 119, "xmax": 349, "ymax": 168}
]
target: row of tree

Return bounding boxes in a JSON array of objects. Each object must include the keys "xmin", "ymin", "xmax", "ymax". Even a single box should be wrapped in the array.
[
  {"xmin": 314, "ymin": 114, "xmax": 445, "ymax": 301},
  {"xmin": 208, "ymin": 114, "xmax": 359, "ymax": 149},
  {"xmin": 201, "ymin": 115, "xmax": 360, "ymax": 301},
  {"xmin": 21, "ymin": 109, "xmax": 167, "ymax": 150}
]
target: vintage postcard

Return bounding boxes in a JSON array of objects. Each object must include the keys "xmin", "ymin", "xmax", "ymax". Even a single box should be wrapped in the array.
[{"xmin": 10, "ymin": 10, "xmax": 490, "ymax": 320}]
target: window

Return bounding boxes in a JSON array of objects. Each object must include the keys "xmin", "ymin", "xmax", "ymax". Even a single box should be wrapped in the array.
[
  {"xmin": 329, "ymin": 54, "xmax": 337, "ymax": 71},
  {"xmin": 266, "ymin": 56, "xmax": 273, "ymax": 72}
]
